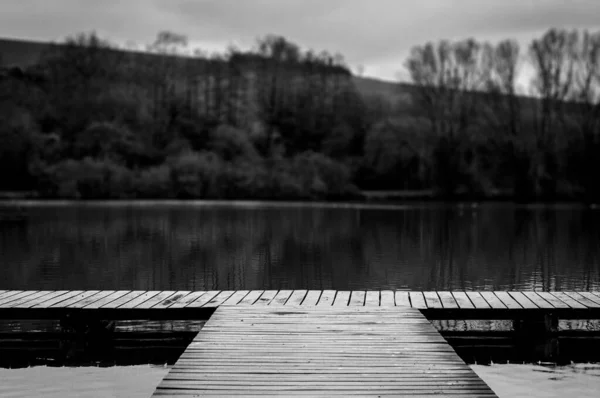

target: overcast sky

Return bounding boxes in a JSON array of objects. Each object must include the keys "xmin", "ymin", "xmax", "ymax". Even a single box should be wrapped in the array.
[{"xmin": 1, "ymin": 0, "xmax": 599, "ymax": 81}]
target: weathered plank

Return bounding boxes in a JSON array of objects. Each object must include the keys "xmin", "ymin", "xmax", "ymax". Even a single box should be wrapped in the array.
[
  {"xmin": 451, "ymin": 292, "xmax": 475, "ymax": 309},
  {"xmin": 286, "ymin": 290, "xmax": 308, "ymax": 306},
  {"xmin": 408, "ymin": 292, "xmax": 426, "ymax": 309},
  {"xmin": 237, "ymin": 290, "xmax": 263, "ymax": 306},
  {"xmin": 564, "ymin": 292, "xmax": 600, "ymax": 308},
  {"xmin": 422, "ymin": 291, "xmax": 443, "ymax": 309},
  {"xmin": 84, "ymin": 290, "xmax": 131, "ymax": 309},
  {"xmin": 314, "ymin": 290, "xmax": 334, "ymax": 306},
  {"xmin": 575, "ymin": 292, "xmax": 600, "ymax": 306},
  {"xmin": 118, "ymin": 291, "xmax": 161, "ymax": 309},
  {"xmin": 301, "ymin": 290, "xmax": 322, "ymax": 306},
  {"xmin": 493, "ymin": 292, "xmax": 522, "ymax": 309},
  {"xmin": 507, "ymin": 292, "xmax": 538, "ymax": 309},
  {"xmin": 270, "ymin": 290, "xmax": 293, "ymax": 306},
  {"xmin": 348, "ymin": 291, "xmax": 366, "ymax": 306},
  {"xmin": 187, "ymin": 291, "xmax": 221, "ymax": 308},
  {"xmin": 253, "ymin": 290, "xmax": 278, "ymax": 306},
  {"xmin": 479, "ymin": 292, "xmax": 506, "ymax": 309},
  {"xmin": 550, "ymin": 292, "xmax": 586, "ymax": 309},
  {"xmin": 364, "ymin": 291, "xmax": 380, "ymax": 306},
  {"xmin": 0, "ymin": 291, "xmax": 38, "ymax": 307},
  {"xmin": 51, "ymin": 291, "xmax": 101, "ymax": 308},
  {"xmin": 394, "ymin": 291, "xmax": 411, "ymax": 307},
  {"xmin": 204, "ymin": 291, "xmax": 236, "ymax": 307},
  {"xmin": 534, "ymin": 292, "xmax": 570, "ymax": 309},
  {"xmin": 168, "ymin": 291, "xmax": 206, "ymax": 309},
  {"xmin": 465, "ymin": 292, "xmax": 491, "ymax": 309},
  {"xmin": 152, "ymin": 291, "xmax": 193, "ymax": 309},
  {"xmin": 32, "ymin": 290, "xmax": 84, "ymax": 308},
  {"xmin": 70, "ymin": 290, "xmax": 118, "ymax": 309},
  {"xmin": 437, "ymin": 291, "xmax": 459, "ymax": 309},
  {"xmin": 332, "ymin": 291, "xmax": 350, "ymax": 307},
  {"xmin": 521, "ymin": 292, "xmax": 554, "ymax": 309},
  {"xmin": 20, "ymin": 291, "xmax": 74, "ymax": 308},
  {"xmin": 6, "ymin": 291, "xmax": 57, "ymax": 308},
  {"xmin": 135, "ymin": 291, "xmax": 177, "ymax": 309},
  {"xmin": 220, "ymin": 291, "xmax": 250, "ymax": 306},
  {"xmin": 102, "ymin": 291, "xmax": 148, "ymax": 309},
  {"xmin": 380, "ymin": 290, "xmax": 395, "ymax": 306}
]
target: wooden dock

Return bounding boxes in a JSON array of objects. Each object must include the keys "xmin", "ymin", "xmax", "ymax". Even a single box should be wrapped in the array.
[
  {"xmin": 152, "ymin": 305, "xmax": 497, "ymax": 397},
  {"xmin": 1, "ymin": 290, "xmax": 600, "ymax": 319},
  {"xmin": 2, "ymin": 289, "xmax": 600, "ymax": 393}
]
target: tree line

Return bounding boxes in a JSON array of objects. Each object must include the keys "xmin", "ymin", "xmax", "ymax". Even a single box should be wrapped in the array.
[{"xmin": 0, "ymin": 28, "xmax": 598, "ymax": 201}]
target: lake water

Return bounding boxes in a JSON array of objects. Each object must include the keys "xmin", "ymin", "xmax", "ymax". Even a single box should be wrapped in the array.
[{"xmin": 1, "ymin": 201, "xmax": 599, "ymax": 291}]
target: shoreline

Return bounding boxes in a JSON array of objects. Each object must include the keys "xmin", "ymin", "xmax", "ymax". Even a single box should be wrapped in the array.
[{"xmin": 0, "ymin": 190, "xmax": 598, "ymax": 207}]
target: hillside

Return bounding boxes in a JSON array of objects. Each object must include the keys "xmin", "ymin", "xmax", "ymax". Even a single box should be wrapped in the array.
[{"xmin": 0, "ymin": 37, "xmax": 410, "ymax": 107}]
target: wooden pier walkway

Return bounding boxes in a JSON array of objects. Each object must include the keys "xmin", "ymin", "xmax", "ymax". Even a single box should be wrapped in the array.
[
  {"xmin": 2, "ymin": 289, "xmax": 600, "ymax": 396},
  {"xmin": 1, "ymin": 290, "xmax": 600, "ymax": 319},
  {"xmin": 152, "ymin": 306, "xmax": 497, "ymax": 397}
]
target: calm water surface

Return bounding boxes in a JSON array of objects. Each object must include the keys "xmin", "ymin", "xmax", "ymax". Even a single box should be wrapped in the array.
[{"xmin": 1, "ymin": 201, "xmax": 599, "ymax": 291}]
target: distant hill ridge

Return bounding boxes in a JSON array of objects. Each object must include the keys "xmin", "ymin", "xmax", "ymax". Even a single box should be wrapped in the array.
[{"xmin": 0, "ymin": 36, "xmax": 412, "ymax": 107}]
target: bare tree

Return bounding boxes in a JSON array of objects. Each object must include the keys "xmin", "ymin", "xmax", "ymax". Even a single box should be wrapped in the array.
[
  {"xmin": 485, "ymin": 40, "xmax": 521, "ymax": 138},
  {"xmin": 528, "ymin": 28, "xmax": 579, "ymax": 195}
]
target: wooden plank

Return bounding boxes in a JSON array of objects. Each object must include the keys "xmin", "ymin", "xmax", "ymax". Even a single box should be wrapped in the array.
[
  {"xmin": 118, "ymin": 291, "xmax": 161, "ymax": 309},
  {"xmin": 237, "ymin": 290, "xmax": 263, "ymax": 305},
  {"xmin": 68, "ymin": 290, "xmax": 118, "ymax": 308},
  {"xmin": 204, "ymin": 291, "xmax": 236, "ymax": 307},
  {"xmin": 0, "ymin": 291, "xmax": 38, "ymax": 307},
  {"xmin": 528, "ymin": 292, "xmax": 569, "ymax": 309},
  {"xmin": 286, "ymin": 290, "xmax": 308, "ymax": 306},
  {"xmin": 270, "ymin": 290, "xmax": 293, "ymax": 306},
  {"xmin": 348, "ymin": 291, "xmax": 366, "ymax": 306},
  {"xmin": 316, "ymin": 290, "xmax": 336, "ymax": 306},
  {"xmin": 32, "ymin": 290, "xmax": 84, "ymax": 308},
  {"xmin": 437, "ymin": 291, "xmax": 459, "ymax": 309},
  {"xmin": 99, "ymin": 291, "xmax": 146, "ymax": 309},
  {"xmin": 395, "ymin": 291, "xmax": 411, "ymax": 307},
  {"xmin": 152, "ymin": 291, "xmax": 192, "ymax": 309},
  {"xmin": 564, "ymin": 292, "xmax": 600, "ymax": 308},
  {"xmin": 301, "ymin": 290, "xmax": 322, "ymax": 306},
  {"xmin": 508, "ymin": 292, "xmax": 538, "ymax": 309},
  {"xmin": 6, "ymin": 291, "xmax": 56, "ymax": 308},
  {"xmin": 168, "ymin": 291, "xmax": 207, "ymax": 309},
  {"xmin": 549, "ymin": 292, "xmax": 587, "ymax": 309},
  {"xmin": 135, "ymin": 291, "xmax": 177, "ymax": 309},
  {"xmin": 451, "ymin": 292, "xmax": 475, "ymax": 309},
  {"xmin": 408, "ymin": 292, "xmax": 426, "ymax": 309},
  {"xmin": 221, "ymin": 291, "xmax": 250, "ymax": 306},
  {"xmin": 50, "ymin": 291, "xmax": 101, "ymax": 308},
  {"xmin": 521, "ymin": 292, "xmax": 554, "ymax": 309},
  {"xmin": 253, "ymin": 290, "xmax": 278, "ymax": 306},
  {"xmin": 364, "ymin": 291, "xmax": 380, "ymax": 306},
  {"xmin": 0, "ymin": 290, "xmax": 23, "ymax": 301},
  {"xmin": 380, "ymin": 290, "xmax": 395, "ymax": 306},
  {"xmin": 422, "ymin": 291, "xmax": 443, "ymax": 309},
  {"xmin": 14, "ymin": 291, "xmax": 70, "ymax": 308},
  {"xmin": 84, "ymin": 290, "xmax": 131, "ymax": 309},
  {"xmin": 492, "ymin": 292, "xmax": 522, "ymax": 309},
  {"xmin": 479, "ymin": 292, "xmax": 507, "ymax": 309},
  {"xmin": 465, "ymin": 292, "xmax": 491, "ymax": 309},
  {"xmin": 575, "ymin": 292, "xmax": 600, "ymax": 306},
  {"xmin": 187, "ymin": 291, "xmax": 221, "ymax": 308},
  {"xmin": 332, "ymin": 291, "xmax": 350, "ymax": 306}
]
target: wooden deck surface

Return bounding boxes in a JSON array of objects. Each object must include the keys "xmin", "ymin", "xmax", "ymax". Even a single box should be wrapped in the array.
[
  {"xmin": 1, "ymin": 290, "xmax": 600, "ymax": 310},
  {"xmin": 152, "ymin": 306, "xmax": 498, "ymax": 397}
]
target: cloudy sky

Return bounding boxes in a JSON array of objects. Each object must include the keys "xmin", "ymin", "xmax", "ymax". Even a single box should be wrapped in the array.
[{"xmin": 1, "ymin": 0, "xmax": 599, "ymax": 81}]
